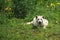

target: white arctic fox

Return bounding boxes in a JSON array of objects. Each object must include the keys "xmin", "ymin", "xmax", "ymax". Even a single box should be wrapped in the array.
[{"xmin": 27, "ymin": 16, "xmax": 48, "ymax": 29}]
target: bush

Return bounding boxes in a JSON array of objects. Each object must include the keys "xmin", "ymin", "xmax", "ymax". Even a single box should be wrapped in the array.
[{"xmin": 13, "ymin": 0, "xmax": 37, "ymax": 19}]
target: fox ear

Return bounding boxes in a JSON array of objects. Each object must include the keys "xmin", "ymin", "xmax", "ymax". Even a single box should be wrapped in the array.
[
  {"xmin": 42, "ymin": 16, "xmax": 44, "ymax": 18},
  {"xmin": 36, "ymin": 16, "xmax": 38, "ymax": 19}
]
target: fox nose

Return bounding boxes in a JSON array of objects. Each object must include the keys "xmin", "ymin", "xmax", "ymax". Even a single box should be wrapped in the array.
[{"xmin": 39, "ymin": 22, "xmax": 41, "ymax": 24}]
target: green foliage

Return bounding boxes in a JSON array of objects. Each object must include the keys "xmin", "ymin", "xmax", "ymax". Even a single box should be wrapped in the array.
[
  {"xmin": 0, "ymin": 0, "xmax": 5, "ymax": 11},
  {"xmin": 13, "ymin": 0, "xmax": 37, "ymax": 19}
]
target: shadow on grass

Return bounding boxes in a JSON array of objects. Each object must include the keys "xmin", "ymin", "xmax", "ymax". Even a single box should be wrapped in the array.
[{"xmin": 32, "ymin": 26, "xmax": 38, "ymax": 29}]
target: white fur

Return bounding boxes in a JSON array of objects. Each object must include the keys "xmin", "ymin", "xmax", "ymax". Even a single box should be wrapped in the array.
[
  {"xmin": 42, "ymin": 19, "xmax": 48, "ymax": 29},
  {"xmin": 27, "ymin": 16, "xmax": 48, "ymax": 29}
]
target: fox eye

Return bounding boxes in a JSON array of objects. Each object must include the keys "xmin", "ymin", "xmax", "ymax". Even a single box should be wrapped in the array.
[
  {"xmin": 41, "ymin": 19, "xmax": 42, "ymax": 20},
  {"xmin": 38, "ymin": 19, "xmax": 39, "ymax": 20}
]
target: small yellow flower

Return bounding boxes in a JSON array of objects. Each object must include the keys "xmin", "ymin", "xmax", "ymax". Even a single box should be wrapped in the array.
[
  {"xmin": 4, "ymin": 7, "xmax": 11, "ymax": 11},
  {"xmin": 5, "ymin": 7, "xmax": 9, "ymax": 10},
  {"xmin": 57, "ymin": 2, "xmax": 60, "ymax": 5},
  {"xmin": 50, "ymin": 3, "xmax": 55, "ymax": 7},
  {"xmin": 9, "ymin": 7, "xmax": 11, "ymax": 10}
]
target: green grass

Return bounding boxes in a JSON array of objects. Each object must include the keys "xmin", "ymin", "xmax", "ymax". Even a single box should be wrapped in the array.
[
  {"xmin": 0, "ymin": 12, "xmax": 60, "ymax": 40},
  {"xmin": 0, "ymin": 0, "xmax": 60, "ymax": 40}
]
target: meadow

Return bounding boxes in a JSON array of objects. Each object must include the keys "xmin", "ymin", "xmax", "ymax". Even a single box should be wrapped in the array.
[{"xmin": 0, "ymin": 0, "xmax": 60, "ymax": 40}]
